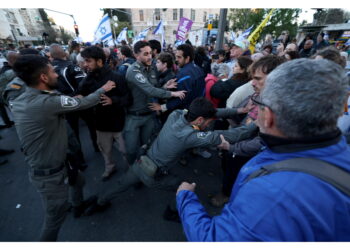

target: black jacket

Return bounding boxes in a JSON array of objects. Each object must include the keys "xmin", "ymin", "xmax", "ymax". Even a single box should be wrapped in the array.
[
  {"xmin": 78, "ymin": 65, "xmax": 131, "ymax": 132},
  {"xmin": 52, "ymin": 59, "xmax": 86, "ymax": 96},
  {"xmin": 157, "ymin": 68, "xmax": 176, "ymax": 87},
  {"xmin": 210, "ymin": 77, "xmax": 248, "ymax": 108}
]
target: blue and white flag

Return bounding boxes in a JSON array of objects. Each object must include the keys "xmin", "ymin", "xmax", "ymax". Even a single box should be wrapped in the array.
[
  {"xmin": 153, "ymin": 20, "xmax": 165, "ymax": 49},
  {"xmin": 230, "ymin": 31, "xmax": 236, "ymax": 42},
  {"xmin": 116, "ymin": 27, "xmax": 128, "ymax": 44},
  {"xmin": 345, "ymin": 39, "xmax": 350, "ymax": 46},
  {"xmin": 133, "ymin": 27, "xmax": 151, "ymax": 45},
  {"xmin": 174, "ymin": 40, "xmax": 185, "ymax": 47},
  {"xmin": 236, "ymin": 25, "xmax": 254, "ymax": 42},
  {"xmin": 93, "ymin": 14, "xmax": 113, "ymax": 45}
]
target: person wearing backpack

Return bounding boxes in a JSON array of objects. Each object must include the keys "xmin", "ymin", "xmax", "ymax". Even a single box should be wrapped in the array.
[
  {"xmin": 116, "ymin": 45, "xmax": 135, "ymax": 77},
  {"xmin": 176, "ymin": 59, "xmax": 350, "ymax": 241}
]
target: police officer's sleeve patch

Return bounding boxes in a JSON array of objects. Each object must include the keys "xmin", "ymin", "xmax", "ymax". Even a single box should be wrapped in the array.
[
  {"xmin": 197, "ymin": 131, "xmax": 211, "ymax": 139},
  {"xmin": 135, "ymin": 73, "xmax": 146, "ymax": 83},
  {"xmin": 60, "ymin": 96, "xmax": 79, "ymax": 108}
]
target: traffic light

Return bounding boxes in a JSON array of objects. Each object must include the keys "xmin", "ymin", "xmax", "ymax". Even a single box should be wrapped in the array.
[{"xmin": 74, "ymin": 24, "xmax": 79, "ymax": 36}]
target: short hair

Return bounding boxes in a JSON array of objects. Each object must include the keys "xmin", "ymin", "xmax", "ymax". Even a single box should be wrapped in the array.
[
  {"xmin": 80, "ymin": 46, "xmax": 106, "ymax": 63},
  {"xmin": 157, "ymin": 52, "xmax": 174, "ymax": 69},
  {"xmin": 133, "ymin": 40, "xmax": 150, "ymax": 54},
  {"xmin": 285, "ymin": 50, "xmax": 300, "ymax": 60},
  {"xmin": 13, "ymin": 55, "xmax": 50, "ymax": 87},
  {"xmin": 49, "ymin": 44, "xmax": 66, "ymax": 59},
  {"xmin": 249, "ymin": 55, "xmax": 286, "ymax": 75},
  {"xmin": 186, "ymin": 97, "xmax": 217, "ymax": 122},
  {"xmin": 315, "ymin": 47, "xmax": 346, "ymax": 68},
  {"xmin": 148, "ymin": 39, "xmax": 161, "ymax": 54},
  {"xmin": 262, "ymin": 58, "xmax": 348, "ymax": 138},
  {"xmin": 237, "ymin": 56, "xmax": 253, "ymax": 72},
  {"xmin": 216, "ymin": 49, "xmax": 226, "ymax": 57},
  {"xmin": 177, "ymin": 44, "xmax": 194, "ymax": 62},
  {"xmin": 19, "ymin": 48, "xmax": 39, "ymax": 55},
  {"xmin": 262, "ymin": 44, "xmax": 273, "ymax": 52},
  {"xmin": 120, "ymin": 45, "xmax": 133, "ymax": 58}
]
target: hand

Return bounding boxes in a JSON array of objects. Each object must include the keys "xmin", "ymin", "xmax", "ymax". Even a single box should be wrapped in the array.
[
  {"xmin": 171, "ymin": 90, "xmax": 187, "ymax": 100},
  {"xmin": 100, "ymin": 94, "xmax": 112, "ymax": 106},
  {"xmin": 176, "ymin": 182, "xmax": 196, "ymax": 196},
  {"xmin": 164, "ymin": 78, "xmax": 178, "ymax": 89},
  {"xmin": 238, "ymin": 99, "xmax": 254, "ymax": 114},
  {"xmin": 148, "ymin": 102, "xmax": 161, "ymax": 111},
  {"xmin": 217, "ymin": 134, "xmax": 230, "ymax": 151},
  {"xmin": 101, "ymin": 80, "xmax": 116, "ymax": 92}
]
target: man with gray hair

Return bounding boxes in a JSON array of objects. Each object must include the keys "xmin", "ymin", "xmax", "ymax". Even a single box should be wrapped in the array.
[{"xmin": 176, "ymin": 59, "xmax": 350, "ymax": 241}]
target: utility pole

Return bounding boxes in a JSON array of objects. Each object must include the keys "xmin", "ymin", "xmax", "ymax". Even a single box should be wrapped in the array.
[
  {"xmin": 44, "ymin": 8, "xmax": 79, "ymax": 38},
  {"xmin": 215, "ymin": 8, "xmax": 228, "ymax": 50}
]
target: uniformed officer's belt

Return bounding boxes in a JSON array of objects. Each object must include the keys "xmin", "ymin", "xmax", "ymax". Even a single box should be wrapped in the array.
[
  {"xmin": 128, "ymin": 110, "xmax": 153, "ymax": 116},
  {"xmin": 32, "ymin": 164, "xmax": 64, "ymax": 177}
]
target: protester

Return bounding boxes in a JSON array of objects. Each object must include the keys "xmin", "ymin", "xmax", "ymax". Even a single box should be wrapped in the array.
[{"xmin": 176, "ymin": 58, "xmax": 350, "ymax": 241}]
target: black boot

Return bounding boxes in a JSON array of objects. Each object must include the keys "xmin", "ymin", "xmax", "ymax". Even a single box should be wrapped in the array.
[
  {"xmin": 163, "ymin": 205, "xmax": 181, "ymax": 223},
  {"xmin": 0, "ymin": 149, "xmax": 14, "ymax": 156},
  {"xmin": 72, "ymin": 196, "xmax": 98, "ymax": 218},
  {"xmin": 84, "ymin": 200, "xmax": 111, "ymax": 216}
]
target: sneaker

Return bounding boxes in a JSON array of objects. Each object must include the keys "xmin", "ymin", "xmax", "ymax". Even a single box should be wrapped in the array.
[
  {"xmin": 84, "ymin": 201, "xmax": 111, "ymax": 216},
  {"xmin": 163, "ymin": 205, "xmax": 181, "ymax": 223},
  {"xmin": 101, "ymin": 167, "xmax": 116, "ymax": 182},
  {"xmin": 210, "ymin": 193, "xmax": 229, "ymax": 207},
  {"xmin": 72, "ymin": 196, "xmax": 98, "ymax": 218}
]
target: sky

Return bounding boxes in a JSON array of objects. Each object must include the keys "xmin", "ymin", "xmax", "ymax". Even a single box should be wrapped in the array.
[
  {"xmin": 44, "ymin": 8, "xmax": 318, "ymax": 42},
  {"xmin": 5, "ymin": 1, "xmax": 350, "ymax": 42}
]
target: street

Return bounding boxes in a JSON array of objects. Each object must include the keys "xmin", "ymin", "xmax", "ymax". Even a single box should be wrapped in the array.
[{"xmin": 0, "ymin": 119, "xmax": 224, "ymax": 242}]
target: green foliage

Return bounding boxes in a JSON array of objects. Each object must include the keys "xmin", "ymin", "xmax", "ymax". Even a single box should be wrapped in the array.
[
  {"xmin": 59, "ymin": 27, "xmax": 73, "ymax": 44},
  {"xmin": 228, "ymin": 8, "xmax": 302, "ymax": 39}
]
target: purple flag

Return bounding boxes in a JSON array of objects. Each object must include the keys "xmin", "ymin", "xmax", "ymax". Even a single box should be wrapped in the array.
[{"xmin": 176, "ymin": 17, "xmax": 193, "ymax": 41}]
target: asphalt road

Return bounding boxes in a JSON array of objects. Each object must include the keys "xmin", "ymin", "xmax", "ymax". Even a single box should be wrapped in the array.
[{"xmin": 0, "ymin": 118, "xmax": 224, "ymax": 242}]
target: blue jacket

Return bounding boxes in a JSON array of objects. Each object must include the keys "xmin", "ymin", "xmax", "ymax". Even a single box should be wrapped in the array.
[
  {"xmin": 177, "ymin": 136, "xmax": 350, "ymax": 241},
  {"xmin": 116, "ymin": 57, "xmax": 136, "ymax": 77},
  {"xmin": 166, "ymin": 62, "xmax": 205, "ymax": 111}
]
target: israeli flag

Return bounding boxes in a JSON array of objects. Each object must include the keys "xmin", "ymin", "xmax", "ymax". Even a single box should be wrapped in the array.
[
  {"xmin": 345, "ymin": 39, "xmax": 350, "ymax": 46},
  {"xmin": 116, "ymin": 27, "xmax": 128, "ymax": 44},
  {"xmin": 93, "ymin": 14, "xmax": 113, "ymax": 45},
  {"xmin": 241, "ymin": 25, "xmax": 253, "ymax": 39},
  {"xmin": 133, "ymin": 27, "xmax": 151, "ymax": 45},
  {"xmin": 153, "ymin": 20, "xmax": 165, "ymax": 49},
  {"xmin": 230, "ymin": 31, "xmax": 236, "ymax": 42}
]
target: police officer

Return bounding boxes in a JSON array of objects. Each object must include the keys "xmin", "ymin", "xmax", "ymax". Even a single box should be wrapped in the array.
[
  {"xmin": 9, "ymin": 55, "xmax": 115, "ymax": 241},
  {"xmin": 85, "ymin": 98, "xmax": 257, "ymax": 219},
  {"xmin": 124, "ymin": 40, "xmax": 186, "ymax": 164}
]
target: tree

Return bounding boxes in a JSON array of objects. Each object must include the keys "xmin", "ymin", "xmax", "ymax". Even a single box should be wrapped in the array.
[
  {"xmin": 59, "ymin": 27, "xmax": 73, "ymax": 44},
  {"xmin": 228, "ymin": 8, "xmax": 301, "ymax": 39},
  {"xmin": 101, "ymin": 8, "xmax": 132, "ymax": 42},
  {"xmin": 38, "ymin": 8, "xmax": 58, "ymax": 44}
]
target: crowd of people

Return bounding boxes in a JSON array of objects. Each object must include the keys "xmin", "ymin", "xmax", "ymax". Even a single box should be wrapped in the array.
[{"xmin": 0, "ymin": 31, "xmax": 350, "ymax": 242}]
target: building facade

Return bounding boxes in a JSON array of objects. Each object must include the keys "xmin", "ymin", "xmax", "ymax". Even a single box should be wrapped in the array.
[
  {"xmin": 0, "ymin": 8, "xmax": 46, "ymax": 46},
  {"xmin": 130, "ymin": 8, "xmax": 220, "ymax": 45}
]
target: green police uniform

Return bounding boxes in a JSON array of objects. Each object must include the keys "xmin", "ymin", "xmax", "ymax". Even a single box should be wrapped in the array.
[
  {"xmin": 97, "ymin": 109, "xmax": 257, "ymax": 207},
  {"xmin": 9, "ymin": 86, "xmax": 106, "ymax": 241},
  {"xmin": 124, "ymin": 61, "xmax": 173, "ymax": 163}
]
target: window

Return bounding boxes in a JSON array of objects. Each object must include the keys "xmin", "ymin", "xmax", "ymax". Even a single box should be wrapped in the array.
[
  {"xmin": 203, "ymin": 11, "xmax": 207, "ymax": 22},
  {"xmin": 7, "ymin": 11, "xmax": 18, "ymax": 24},
  {"xmin": 155, "ymin": 9, "xmax": 161, "ymax": 21},
  {"xmin": 16, "ymin": 28, "xmax": 23, "ymax": 36},
  {"xmin": 173, "ymin": 9, "xmax": 178, "ymax": 21},
  {"xmin": 191, "ymin": 9, "xmax": 195, "ymax": 21},
  {"xmin": 180, "ymin": 9, "xmax": 183, "ymax": 19},
  {"xmin": 139, "ymin": 10, "xmax": 144, "ymax": 21}
]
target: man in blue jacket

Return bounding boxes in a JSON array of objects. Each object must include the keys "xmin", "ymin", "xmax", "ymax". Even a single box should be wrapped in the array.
[
  {"xmin": 176, "ymin": 58, "xmax": 350, "ymax": 241},
  {"xmin": 149, "ymin": 44, "xmax": 205, "ymax": 114}
]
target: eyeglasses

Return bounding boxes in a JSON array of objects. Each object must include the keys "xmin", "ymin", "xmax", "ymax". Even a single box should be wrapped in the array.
[{"xmin": 251, "ymin": 95, "xmax": 272, "ymax": 111}]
